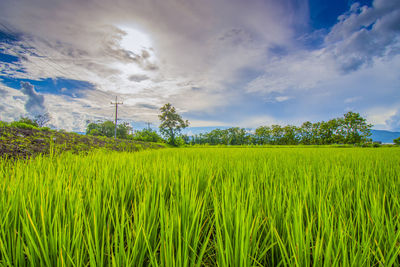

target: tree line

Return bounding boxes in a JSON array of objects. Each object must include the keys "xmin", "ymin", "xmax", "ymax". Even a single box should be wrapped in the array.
[
  {"xmin": 190, "ymin": 111, "xmax": 373, "ymax": 145},
  {"xmin": 7, "ymin": 104, "xmax": 397, "ymax": 145},
  {"xmin": 86, "ymin": 107, "xmax": 374, "ymax": 146},
  {"xmin": 86, "ymin": 103, "xmax": 187, "ymax": 145}
]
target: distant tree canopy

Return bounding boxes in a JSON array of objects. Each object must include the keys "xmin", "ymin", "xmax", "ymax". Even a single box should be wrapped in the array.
[
  {"xmin": 17, "ymin": 117, "xmax": 39, "ymax": 127},
  {"xmin": 394, "ymin": 137, "xmax": 400, "ymax": 145},
  {"xmin": 83, "ymin": 111, "xmax": 371, "ymax": 146},
  {"xmin": 34, "ymin": 113, "xmax": 51, "ymax": 127},
  {"xmin": 16, "ymin": 113, "xmax": 51, "ymax": 128},
  {"xmin": 158, "ymin": 103, "xmax": 189, "ymax": 146},
  {"xmin": 132, "ymin": 128, "xmax": 164, "ymax": 143},
  {"xmin": 190, "ymin": 112, "xmax": 372, "ymax": 146},
  {"xmin": 86, "ymin": 120, "xmax": 132, "ymax": 139}
]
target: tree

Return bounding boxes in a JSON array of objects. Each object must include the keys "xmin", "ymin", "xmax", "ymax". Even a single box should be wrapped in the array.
[
  {"xmin": 17, "ymin": 116, "xmax": 38, "ymax": 127},
  {"xmin": 338, "ymin": 111, "xmax": 372, "ymax": 144},
  {"xmin": 394, "ymin": 137, "xmax": 400, "ymax": 145},
  {"xmin": 270, "ymin": 125, "xmax": 284, "ymax": 144},
  {"xmin": 116, "ymin": 122, "xmax": 133, "ymax": 139},
  {"xmin": 34, "ymin": 113, "xmax": 51, "ymax": 127},
  {"xmin": 133, "ymin": 128, "xmax": 164, "ymax": 143},
  {"xmin": 318, "ymin": 119, "xmax": 341, "ymax": 144},
  {"xmin": 86, "ymin": 120, "xmax": 132, "ymax": 139},
  {"xmin": 299, "ymin": 121, "xmax": 313, "ymax": 145},
  {"xmin": 158, "ymin": 103, "xmax": 189, "ymax": 146},
  {"xmin": 255, "ymin": 126, "xmax": 271, "ymax": 144},
  {"xmin": 282, "ymin": 125, "xmax": 299, "ymax": 145}
]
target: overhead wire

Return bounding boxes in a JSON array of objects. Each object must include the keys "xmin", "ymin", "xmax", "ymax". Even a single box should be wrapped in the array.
[
  {"xmin": 0, "ymin": 21, "xmax": 97, "ymax": 90},
  {"xmin": 0, "ymin": 21, "xmax": 129, "ymax": 121}
]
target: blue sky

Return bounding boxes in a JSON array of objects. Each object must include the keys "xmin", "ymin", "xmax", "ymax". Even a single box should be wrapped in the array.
[{"xmin": 0, "ymin": 0, "xmax": 399, "ymax": 132}]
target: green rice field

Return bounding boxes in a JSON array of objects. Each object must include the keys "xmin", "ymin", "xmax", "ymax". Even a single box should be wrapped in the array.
[{"xmin": 1, "ymin": 147, "xmax": 400, "ymax": 266}]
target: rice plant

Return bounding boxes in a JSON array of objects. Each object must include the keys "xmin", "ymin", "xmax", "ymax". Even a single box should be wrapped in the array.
[{"xmin": 0, "ymin": 147, "xmax": 399, "ymax": 266}]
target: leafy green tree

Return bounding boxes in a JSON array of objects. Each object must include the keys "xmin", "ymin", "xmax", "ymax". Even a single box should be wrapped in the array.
[
  {"xmin": 101, "ymin": 121, "xmax": 116, "ymax": 137},
  {"xmin": 318, "ymin": 119, "xmax": 341, "ymax": 144},
  {"xmin": 188, "ymin": 111, "xmax": 373, "ymax": 146},
  {"xmin": 133, "ymin": 128, "xmax": 164, "ymax": 143},
  {"xmin": 311, "ymin": 122, "xmax": 322, "ymax": 145},
  {"xmin": 226, "ymin": 127, "xmax": 247, "ymax": 145},
  {"xmin": 34, "ymin": 113, "xmax": 51, "ymax": 127},
  {"xmin": 116, "ymin": 122, "xmax": 132, "ymax": 139},
  {"xmin": 17, "ymin": 116, "xmax": 39, "ymax": 127},
  {"xmin": 86, "ymin": 120, "xmax": 132, "ymax": 139},
  {"xmin": 338, "ymin": 111, "xmax": 372, "ymax": 144},
  {"xmin": 181, "ymin": 134, "xmax": 191, "ymax": 145},
  {"xmin": 270, "ymin": 125, "xmax": 284, "ymax": 144},
  {"xmin": 282, "ymin": 125, "xmax": 299, "ymax": 145},
  {"xmin": 206, "ymin": 129, "xmax": 223, "ymax": 145},
  {"xmin": 394, "ymin": 137, "xmax": 400, "ymax": 145},
  {"xmin": 255, "ymin": 126, "xmax": 272, "ymax": 145},
  {"xmin": 158, "ymin": 103, "xmax": 189, "ymax": 146},
  {"xmin": 299, "ymin": 121, "xmax": 313, "ymax": 145}
]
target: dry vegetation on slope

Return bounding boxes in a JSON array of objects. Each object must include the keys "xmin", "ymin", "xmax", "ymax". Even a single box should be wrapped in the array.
[{"xmin": 0, "ymin": 122, "xmax": 165, "ymax": 159}]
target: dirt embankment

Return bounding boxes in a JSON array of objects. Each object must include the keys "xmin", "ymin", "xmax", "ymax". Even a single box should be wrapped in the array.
[{"xmin": 0, "ymin": 126, "xmax": 165, "ymax": 159}]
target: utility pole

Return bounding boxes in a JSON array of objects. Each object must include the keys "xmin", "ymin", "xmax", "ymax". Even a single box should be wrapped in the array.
[
  {"xmin": 147, "ymin": 122, "xmax": 152, "ymax": 130},
  {"xmin": 111, "ymin": 96, "xmax": 123, "ymax": 139}
]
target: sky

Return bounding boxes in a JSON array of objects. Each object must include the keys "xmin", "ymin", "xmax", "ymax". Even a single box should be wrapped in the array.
[{"xmin": 0, "ymin": 0, "xmax": 399, "ymax": 132}]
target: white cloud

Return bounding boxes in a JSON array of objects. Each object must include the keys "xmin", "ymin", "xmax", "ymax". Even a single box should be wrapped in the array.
[
  {"xmin": 275, "ymin": 96, "xmax": 291, "ymax": 102},
  {"xmin": 385, "ymin": 110, "xmax": 400, "ymax": 131},
  {"xmin": 0, "ymin": 0, "xmax": 399, "ymax": 131},
  {"xmin": 0, "ymin": 0, "xmax": 302, "ymax": 105},
  {"xmin": 188, "ymin": 119, "xmax": 231, "ymax": 128},
  {"xmin": 237, "ymin": 115, "xmax": 280, "ymax": 128},
  {"xmin": 0, "ymin": 84, "xmax": 26, "ymax": 121},
  {"xmin": 246, "ymin": 48, "xmax": 337, "ymax": 94}
]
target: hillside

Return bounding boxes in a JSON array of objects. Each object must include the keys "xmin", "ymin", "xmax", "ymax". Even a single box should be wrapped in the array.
[
  {"xmin": 0, "ymin": 124, "xmax": 165, "ymax": 159},
  {"xmin": 371, "ymin": 130, "xmax": 400, "ymax": 143}
]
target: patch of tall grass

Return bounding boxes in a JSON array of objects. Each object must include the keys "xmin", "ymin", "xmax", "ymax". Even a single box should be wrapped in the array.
[{"xmin": 0, "ymin": 147, "xmax": 399, "ymax": 266}]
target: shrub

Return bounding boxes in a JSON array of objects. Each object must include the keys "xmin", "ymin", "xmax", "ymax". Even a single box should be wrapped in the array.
[
  {"xmin": 17, "ymin": 117, "xmax": 39, "ymax": 127},
  {"xmin": 394, "ymin": 137, "xmax": 400, "ymax": 145},
  {"xmin": 10, "ymin": 121, "xmax": 39, "ymax": 130},
  {"xmin": 0, "ymin": 121, "xmax": 9, "ymax": 128}
]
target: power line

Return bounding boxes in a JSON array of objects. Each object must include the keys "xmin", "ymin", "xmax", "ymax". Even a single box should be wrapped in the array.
[
  {"xmin": 0, "ymin": 21, "xmax": 93, "ymax": 89},
  {"xmin": 111, "ymin": 96, "xmax": 123, "ymax": 139},
  {"xmin": 0, "ymin": 22, "xmax": 84, "ymax": 79}
]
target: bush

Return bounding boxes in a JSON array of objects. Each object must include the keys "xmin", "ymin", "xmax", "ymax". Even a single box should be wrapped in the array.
[
  {"xmin": 0, "ymin": 121, "xmax": 9, "ymax": 128},
  {"xmin": 132, "ymin": 129, "xmax": 164, "ymax": 143},
  {"xmin": 10, "ymin": 121, "xmax": 39, "ymax": 130},
  {"xmin": 394, "ymin": 137, "xmax": 400, "ymax": 145},
  {"xmin": 17, "ymin": 117, "xmax": 39, "ymax": 127}
]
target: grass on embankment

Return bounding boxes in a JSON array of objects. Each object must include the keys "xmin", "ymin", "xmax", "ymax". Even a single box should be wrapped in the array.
[
  {"xmin": 1, "ymin": 147, "xmax": 400, "ymax": 266},
  {"xmin": 0, "ymin": 123, "xmax": 165, "ymax": 159}
]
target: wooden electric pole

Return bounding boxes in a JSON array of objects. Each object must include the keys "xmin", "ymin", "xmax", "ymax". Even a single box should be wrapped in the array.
[{"xmin": 111, "ymin": 96, "xmax": 123, "ymax": 139}]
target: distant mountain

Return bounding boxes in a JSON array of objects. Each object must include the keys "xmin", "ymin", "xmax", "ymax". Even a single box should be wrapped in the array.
[{"xmin": 370, "ymin": 130, "xmax": 400, "ymax": 143}]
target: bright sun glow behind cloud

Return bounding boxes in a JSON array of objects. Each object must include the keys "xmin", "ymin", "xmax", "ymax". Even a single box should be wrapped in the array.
[
  {"xmin": 1, "ymin": 0, "xmax": 400, "ymax": 132},
  {"xmin": 118, "ymin": 25, "xmax": 153, "ymax": 55}
]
